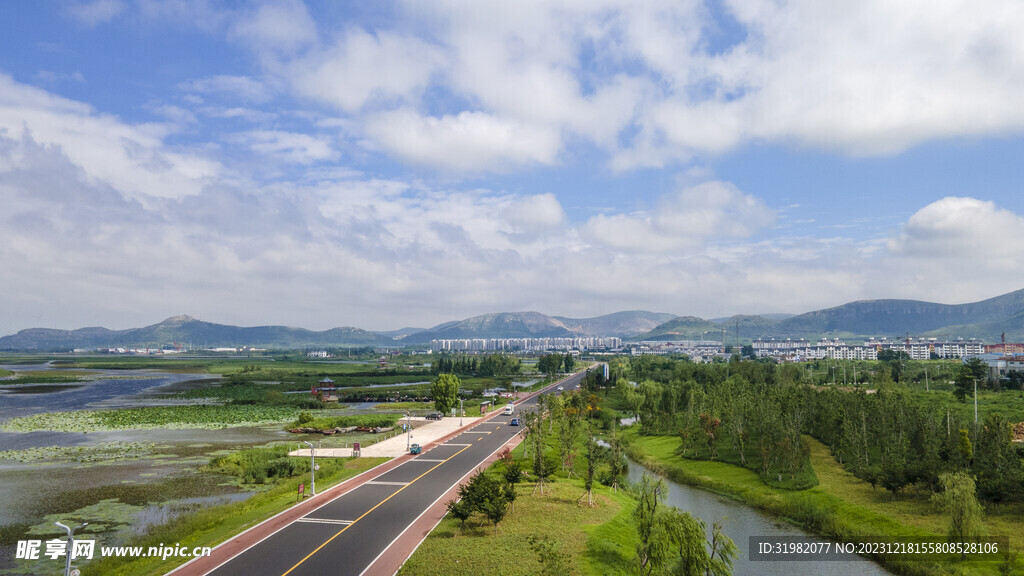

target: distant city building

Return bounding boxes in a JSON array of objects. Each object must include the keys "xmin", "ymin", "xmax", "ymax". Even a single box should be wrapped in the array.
[
  {"xmin": 985, "ymin": 343, "xmax": 1024, "ymax": 355},
  {"xmin": 429, "ymin": 336, "xmax": 622, "ymax": 353},
  {"xmin": 752, "ymin": 336, "xmax": 984, "ymax": 361}
]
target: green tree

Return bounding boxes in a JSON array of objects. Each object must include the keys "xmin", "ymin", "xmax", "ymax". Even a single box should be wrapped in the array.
[
  {"xmin": 431, "ymin": 373, "xmax": 461, "ymax": 414},
  {"xmin": 931, "ymin": 471, "xmax": 985, "ymax": 554},
  {"xmin": 633, "ymin": 473, "xmax": 736, "ymax": 576},
  {"xmin": 563, "ymin": 353, "xmax": 576, "ymax": 373},
  {"xmin": 579, "ymin": 430, "xmax": 599, "ymax": 506},
  {"xmin": 538, "ymin": 353, "xmax": 564, "ymax": 377},
  {"xmin": 503, "ymin": 460, "xmax": 523, "ymax": 513},
  {"xmin": 526, "ymin": 535, "xmax": 570, "ymax": 576},
  {"xmin": 607, "ymin": 424, "xmax": 628, "ymax": 493},
  {"xmin": 445, "ymin": 498, "xmax": 473, "ymax": 536}
]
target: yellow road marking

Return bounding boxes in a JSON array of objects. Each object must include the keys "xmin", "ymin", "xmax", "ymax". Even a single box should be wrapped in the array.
[{"xmin": 280, "ymin": 445, "xmax": 470, "ymax": 576}]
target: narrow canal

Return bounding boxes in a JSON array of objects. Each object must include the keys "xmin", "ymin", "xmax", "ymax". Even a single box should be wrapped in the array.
[{"xmin": 624, "ymin": 460, "xmax": 892, "ymax": 575}]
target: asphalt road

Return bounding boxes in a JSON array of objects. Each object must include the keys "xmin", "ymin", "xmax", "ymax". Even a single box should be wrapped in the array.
[{"xmin": 202, "ymin": 371, "xmax": 586, "ymax": 576}]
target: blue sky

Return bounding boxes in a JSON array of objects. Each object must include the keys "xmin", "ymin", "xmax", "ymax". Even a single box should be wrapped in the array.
[{"xmin": 2, "ymin": 0, "xmax": 1024, "ymax": 335}]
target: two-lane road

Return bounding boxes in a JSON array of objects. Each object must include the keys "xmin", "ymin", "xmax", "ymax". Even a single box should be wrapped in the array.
[{"xmin": 181, "ymin": 370, "xmax": 586, "ymax": 576}]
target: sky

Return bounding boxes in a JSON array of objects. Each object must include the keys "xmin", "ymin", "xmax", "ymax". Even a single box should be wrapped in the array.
[{"xmin": 2, "ymin": 0, "xmax": 1024, "ymax": 335}]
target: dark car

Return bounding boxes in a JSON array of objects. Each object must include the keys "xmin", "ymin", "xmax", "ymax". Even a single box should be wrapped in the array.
[
  {"xmin": 425, "ymin": 413, "xmax": 443, "ymax": 420},
  {"xmin": 510, "ymin": 418, "xmax": 521, "ymax": 426}
]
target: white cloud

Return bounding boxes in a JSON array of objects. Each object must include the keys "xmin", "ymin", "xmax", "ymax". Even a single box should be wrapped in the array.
[
  {"xmin": 198, "ymin": 106, "xmax": 278, "ymax": 123},
  {"xmin": 888, "ymin": 197, "xmax": 1024, "ymax": 259},
  {"xmin": 363, "ymin": 109, "xmax": 562, "ymax": 173},
  {"xmin": 243, "ymin": 1, "xmax": 1024, "ymax": 173},
  {"xmin": 502, "ymin": 193, "xmax": 566, "ymax": 234},
  {"xmin": 290, "ymin": 28, "xmax": 445, "ymax": 113},
  {"xmin": 582, "ymin": 180, "xmax": 776, "ymax": 251},
  {"xmin": 229, "ymin": 130, "xmax": 336, "ymax": 165},
  {"xmin": 0, "ymin": 73, "xmax": 220, "ymax": 202},
  {"xmin": 67, "ymin": 0, "xmax": 125, "ymax": 27},
  {"xmin": 181, "ymin": 75, "xmax": 272, "ymax": 105},
  {"xmin": 229, "ymin": 0, "xmax": 317, "ymax": 55}
]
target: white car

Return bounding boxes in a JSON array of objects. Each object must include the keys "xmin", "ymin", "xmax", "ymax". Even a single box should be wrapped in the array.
[{"xmin": 557, "ymin": 385, "xmax": 564, "ymax": 391}]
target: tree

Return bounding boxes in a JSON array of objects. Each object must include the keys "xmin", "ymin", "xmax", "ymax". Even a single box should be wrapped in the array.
[
  {"xmin": 538, "ymin": 353, "xmax": 564, "ymax": 377},
  {"xmin": 931, "ymin": 471, "xmax": 985, "ymax": 554},
  {"xmin": 607, "ymin": 424, "xmax": 628, "ymax": 493},
  {"xmin": 579, "ymin": 430, "xmax": 599, "ymax": 506},
  {"xmin": 526, "ymin": 535, "xmax": 569, "ymax": 576},
  {"xmin": 446, "ymin": 498, "xmax": 473, "ymax": 536},
  {"xmin": 955, "ymin": 358, "xmax": 990, "ymax": 401},
  {"xmin": 563, "ymin": 353, "xmax": 576, "ymax": 373},
  {"xmin": 633, "ymin": 473, "xmax": 736, "ymax": 576},
  {"xmin": 431, "ymin": 373, "xmax": 461, "ymax": 414},
  {"xmin": 453, "ymin": 470, "xmax": 514, "ymax": 535},
  {"xmin": 634, "ymin": 474, "xmax": 666, "ymax": 576},
  {"xmin": 503, "ymin": 460, "xmax": 523, "ymax": 513}
]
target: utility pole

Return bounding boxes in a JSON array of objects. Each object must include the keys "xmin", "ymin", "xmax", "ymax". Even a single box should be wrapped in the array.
[
  {"xmin": 303, "ymin": 441, "xmax": 316, "ymax": 495},
  {"xmin": 974, "ymin": 379, "xmax": 978, "ymax": 423},
  {"xmin": 925, "ymin": 366, "xmax": 929, "ymax": 392},
  {"xmin": 406, "ymin": 411, "xmax": 412, "ymax": 451}
]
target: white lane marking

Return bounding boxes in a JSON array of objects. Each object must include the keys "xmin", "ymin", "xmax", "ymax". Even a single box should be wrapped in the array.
[
  {"xmin": 295, "ymin": 518, "xmax": 353, "ymax": 526},
  {"xmin": 364, "ymin": 481, "xmax": 410, "ymax": 486}
]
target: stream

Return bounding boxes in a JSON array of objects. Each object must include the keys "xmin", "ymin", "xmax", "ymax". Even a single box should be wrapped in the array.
[{"xmin": 624, "ymin": 459, "xmax": 892, "ymax": 575}]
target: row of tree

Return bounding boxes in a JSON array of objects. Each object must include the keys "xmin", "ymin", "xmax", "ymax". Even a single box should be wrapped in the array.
[
  {"xmin": 537, "ymin": 352, "xmax": 575, "ymax": 376},
  {"xmin": 430, "ymin": 353, "xmax": 523, "ymax": 376},
  {"xmin": 620, "ymin": 356, "xmax": 1024, "ymax": 503}
]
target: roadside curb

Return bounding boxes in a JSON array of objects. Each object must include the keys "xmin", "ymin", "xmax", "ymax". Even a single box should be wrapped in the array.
[{"xmin": 165, "ymin": 369, "xmax": 584, "ymax": 576}]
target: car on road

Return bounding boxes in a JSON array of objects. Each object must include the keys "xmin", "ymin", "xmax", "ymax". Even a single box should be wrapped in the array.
[
  {"xmin": 556, "ymin": 385, "xmax": 564, "ymax": 391},
  {"xmin": 425, "ymin": 413, "xmax": 443, "ymax": 420},
  {"xmin": 510, "ymin": 418, "xmax": 520, "ymax": 426},
  {"xmin": 410, "ymin": 443, "xmax": 422, "ymax": 455}
]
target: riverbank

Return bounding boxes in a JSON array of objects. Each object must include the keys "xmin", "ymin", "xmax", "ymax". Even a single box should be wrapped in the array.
[{"xmin": 623, "ymin": 428, "xmax": 1022, "ymax": 576}]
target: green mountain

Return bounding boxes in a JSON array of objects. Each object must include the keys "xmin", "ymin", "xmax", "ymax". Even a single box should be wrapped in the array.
[
  {"xmin": 402, "ymin": 310, "xmax": 677, "ymax": 344},
  {"xmin": 635, "ymin": 288, "xmax": 1024, "ymax": 342},
  {"xmin": 632, "ymin": 316, "xmax": 721, "ymax": 341},
  {"xmin": 0, "ymin": 315, "xmax": 393, "ymax": 351}
]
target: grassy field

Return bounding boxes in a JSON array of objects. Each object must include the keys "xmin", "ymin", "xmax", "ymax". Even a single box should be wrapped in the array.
[
  {"xmin": 624, "ymin": 429, "xmax": 1023, "ymax": 576},
  {"xmin": 398, "ymin": 463, "xmax": 637, "ymax": 576}
]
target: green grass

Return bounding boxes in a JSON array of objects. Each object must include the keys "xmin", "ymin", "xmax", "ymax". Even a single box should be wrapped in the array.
[
  {"xmin": 625, "ymin": 430, "xmax": 1024, "ymax": 576},
  {"xmin": 0, "ymin": 372, "xmax": 93, "ymax": 384},
  {"xmin": 398, "ymin": 466, "xmax": 636, "ymax": 576},
  {"xmin": 372, "ymin": 401, "xmax": 434, "ymax": 411},
  {"xmin": 289, "ymin": 413, "xmax": 400, "ymax": 430},
  {"xmin": 0, "ymin": 405, "xmax": 307, "ymax": 432},
  {"xmin": 80, "ymin": 456, "xmax": 388, "ymax": 576}
]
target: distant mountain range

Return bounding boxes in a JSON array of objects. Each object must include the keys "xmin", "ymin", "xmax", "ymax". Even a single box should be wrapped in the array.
[
  {"xmin": 2, "ymin": 289, "xmax": 1023, "ymax": 351},
  {"xmin": 0, "ymin": 315, "xmax": 393, "ymax": 351},
  {"xmin": 399, "ymin": 310, "xmax": 677, "ymax": 344},
  {"xmin": 634, "ymin": 288, "xmax": 1024, "ymax": 342}
]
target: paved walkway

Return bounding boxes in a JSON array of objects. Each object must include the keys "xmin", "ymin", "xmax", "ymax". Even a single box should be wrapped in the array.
[{"xmin": 289, "ymin": 416, "xmax": 483, "ymax": 458}]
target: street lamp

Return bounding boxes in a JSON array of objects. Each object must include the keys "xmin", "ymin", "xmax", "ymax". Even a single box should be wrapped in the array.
[
  {"xmin": 406, "ymin": 410, "xmax": 412, "ymax": 451},
  {"xmin": 303, "ymin": 441, "xmax": 316, "ymax": 496},
  {"xmin": 459, "ymin": 397, "xmax": 464, "ymax": 426},
  {"xmin": 54, "ymin": 521, "xmax": 86, "ymax": 576}
]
